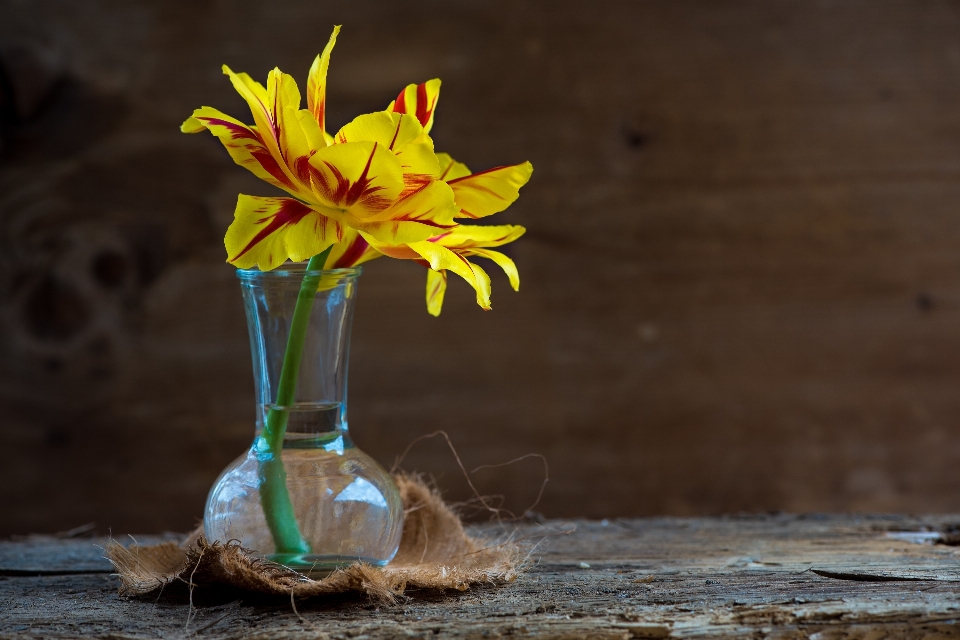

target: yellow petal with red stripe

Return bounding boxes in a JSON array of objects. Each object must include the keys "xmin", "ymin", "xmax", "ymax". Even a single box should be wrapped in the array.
[
  {"xmin": 307, "ymin": 141, "xmax": 404, "ymax": 217},
  {"xmin": 425, "ymin": 268, "xmax": 447, "ymax": 316},
  {"xmin": 267, "ymin": 69, "xmax": 314, "ymax": 188},
  {"xmin": 353, "ymin": 179, "xmax": 458, "ymax": 244},
  {"xmin": 336, "ymin": 112, "xmax": 439, "ymax": 185},
  {"xmin": 335, "ymin": 111, "xmax": 427, "ymax": 151},
  {"xmin": 407, "ymin": 241, "xmax": 491, "ymax": 310},
  {"xmin": 181, "ymin": 106, "xmax": 297, "ymax": 193},
  {"xmin": 306, "ymin": 25, "xmax": 340, "ymax": 139},
  {"xmin": 325, "ymin": 228, "xmax": 383, "ymax": 269},
  {"xmin": 436, "ymin": 152, "xmax": 471, "ymax": 181},
  {"xmin": 222, "ymin": 65, "xmax": 300, "ymax": 191},
  {"xmin": 360, "ymin": 237, "xmax": 419, "ymax": 261},
  {"xmin": 433, "ymin": 224, "xmax": 526, "ymax": 249},
  {"xmin": 223, "ymin": 66, "xmax": 273, "ymax": 138},
  {"xmin": 448, "ymin": 161, "xmax": 533, "ymax": 219},
  {"xmin": 387, "ymin": 79, "xmax": 441, "ymax": 134},
  {"xmin": 225, "ymin": 195, "xmax": 342, "ymax": 271},
  {"xmin": 396, "ymin": 143, "xmax": 441, "ymax": 184}
]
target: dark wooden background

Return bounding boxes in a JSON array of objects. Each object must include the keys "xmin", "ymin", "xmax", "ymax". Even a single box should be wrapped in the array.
[{"xmin": 3, "ymin": 0, "xmax": 960, "ymax": 535}]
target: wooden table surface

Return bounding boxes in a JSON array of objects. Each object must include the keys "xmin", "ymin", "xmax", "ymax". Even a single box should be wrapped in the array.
[{"xmin": 4, "ymin": 514, "xmax": 960, "ymax": 639}]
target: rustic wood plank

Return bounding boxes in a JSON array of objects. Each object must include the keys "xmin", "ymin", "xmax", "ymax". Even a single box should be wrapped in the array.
[
  {"xmin": 0, "ymin": 534, "xmax": 177, "ymax": 576},
  {"xmin": 4, "ymin": 516, "xmax": 960, "ymax": 638}
]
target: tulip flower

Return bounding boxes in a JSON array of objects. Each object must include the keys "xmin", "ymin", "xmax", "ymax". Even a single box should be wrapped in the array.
[{"xmin": 181, "ymin": 29, "xmax": 458, "ymax": 272}]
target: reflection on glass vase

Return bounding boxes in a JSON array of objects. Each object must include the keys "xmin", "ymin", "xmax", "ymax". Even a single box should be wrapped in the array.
[{"xmin": 204, "ymin": 265, "xmax": 403, "ymax": 573}]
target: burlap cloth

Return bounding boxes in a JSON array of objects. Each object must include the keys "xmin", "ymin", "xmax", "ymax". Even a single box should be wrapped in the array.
[{"xmin": 105, "ymin": 474, "xmax": 522, "ymax": 603}]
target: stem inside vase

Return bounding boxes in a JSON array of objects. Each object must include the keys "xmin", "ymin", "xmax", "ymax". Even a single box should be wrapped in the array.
[{"xmin": 257, "ymin": 248, "xmax": 331, "ymax": 555}]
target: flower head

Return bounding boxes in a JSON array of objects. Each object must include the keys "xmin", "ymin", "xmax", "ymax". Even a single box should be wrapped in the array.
[
  {"xmin": 182, "ymin": 28, "xmax": 457, "ymax": 270},
  {"xmin": 182, "ymin": 27, "xmax": 531, "ymax": 313}
]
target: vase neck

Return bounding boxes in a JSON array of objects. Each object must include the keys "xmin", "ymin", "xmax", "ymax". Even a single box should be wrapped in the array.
[{"xmin": 238, "ymin": 266, "xmax": 360, "ymax": 439}]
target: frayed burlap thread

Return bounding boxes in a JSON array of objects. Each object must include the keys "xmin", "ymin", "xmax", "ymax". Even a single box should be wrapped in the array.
[{"xmin": 106, "ymin": 474, "xmax": 522, "ymax": 603}]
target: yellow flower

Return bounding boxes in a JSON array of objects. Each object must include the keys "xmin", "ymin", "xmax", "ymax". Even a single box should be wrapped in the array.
[
  {"xmin": 183, "ymin": 27, "xmax": 532, "ymax": 315},
  {"xmin": 181, "ymin": 26, "xmax": 458, "ymax": 271}
]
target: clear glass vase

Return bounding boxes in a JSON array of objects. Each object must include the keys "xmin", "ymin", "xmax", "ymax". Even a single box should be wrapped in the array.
[{"xmin": 204, "ymin": 264, "xmax": 403, "ymax": 572}]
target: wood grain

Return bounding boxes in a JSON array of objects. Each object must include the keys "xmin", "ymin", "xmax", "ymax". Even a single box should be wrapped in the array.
[{"xmin": 5, "ymin": 516, "xmax": 960, "ymax": 638}]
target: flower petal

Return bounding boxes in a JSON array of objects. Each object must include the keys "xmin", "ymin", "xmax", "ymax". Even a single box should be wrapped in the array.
[
  {"xmin": 425, "ymin": 268, "xmax": 447, "ymax": 316},
  {"xmin": 295, "ymin": 109, "xmax": 326, "ymax": 154},
  {"xmin": 407, "ymin": 241, "xmax": 491, "ymax": 309},
  {"xmin": 306, "ymin": 25, "xmax": 341, "ymax": 138},
  {"xmin": 335, "ymin": 112, "xmax": 441, "ymax": 196},
  {"xmin": 448, "ymin": 161, "xmax": 533, "ymax": 219},
  {"xmin": 267, "ymin": 69, "xmax": 314, "ymax": 185},
  {"xmin": 361, "ymin": 237, "xmax": 420, "ymax": 260},
  {"xmin": 307, "ymin": 141, "xmax": 404, "ymax": 217},
  {"xmin": 335, "ymin": 111, "xmax": 426, "ymax": 151},
  {"xmin": 326, "ymin": 228, "xmax": 382, "ymax": 268},
  {"xmin": 466, "ymin": 259, "xmax": 492, "ymax": 309},
  {"xmin": 222, "ymin": 65, "xmax": 301, "ymax": 190},
  {"xmin": 396, "ymin": 142, "xmax": 441, "ymax": 183},
  {"xmin": 225, "ymin": 195, "xmax": 341, "ymax": 270},
  {"xmin": 222, "ymin": 65, "xmax": 273, "ymax": 137},
  {"xmin": 182, "ymin": 106, "xmax": 297, "ymax": 192},
  {"xmin": 387, "ymin": 79, "xmax": 441, "ymax": 134},
  {"xmin": 469, "ymin": 248, "xmax": 520, "ymax": 291},
  {"xmin": 354, "ymin": 179, "xmax": 458, "ymax": 244},
  {"xmin": 436, "ymin": 152, "xmax": 472, "ymax": 181},
  {"xmin": 432, "ymin": 224, "xmax": 526, "ymax": 249}
]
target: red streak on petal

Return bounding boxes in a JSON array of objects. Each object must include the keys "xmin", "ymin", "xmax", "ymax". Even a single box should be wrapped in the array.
[
  {"xmin": 332, "ymin": 234, "xmax": 370, "ymax": 268},
  {"xmin": 427, "ymin": 231, "xmax": 453, "ymax": 243},
  {"xmin": 427, "ymin": 271, "xmax": 446, "ymax": 302},
  {"xmin": 446, "ymin": 165, "xmax": 512, "ymax": 184},
  {"xmin": 316, "ymin": 97, "xmax": 326, "ymax": 130},
  {"xmin": 231, "ymin": 199, "xmax": 313, "ymax": 261},
  {"xmin": 310, "ymin": 145, "xmax": 392, "ymax": 213},
  {"xmin": 344, "ymin": 143, "xmax": 383, "ymax": 207},
  {"xmin": 399, "ymin": 173, "xmax": 433, "ymax": 200},
  {"xmin": 388, "ymin": 117, "xmax": 403, "ymax": 151},
  {"xmin": 200, "ymin": 117, "xmax": 260, "ymax": 142},
  {"xmin": 458, "ymin": 183, "xmax": 506, "ymax": 200},
  {"xmin": 415, "ymin": 83, "xmax": 429, "ymax": 127},
  {"xmin": 394, "ymin": 86, "xmax": 408, "ymax": 113},
  {"xmin": 293, "ymin": 154, "xmax": 314, "ymax": 184},
  {"xmin": 359, "ymin": 193, "xmax": 392, "ymax": 212},
  {"xmin": 270, "ymin": 84, "xmax": 282, "ymax": 142},
  {"xmin": 251, "ymin": 149, "xmax": 296, "ymax": 190},
  {"xmin": 439, "ymin": 162, "xmax": 455, "ymax": 181},
  {"xmin": 318, "ymin": 161, "xmax": 351, "ymax": 203},
  {"xmin": 395, "ymin": 217, "xmax": 457, "ymax": 230},
  {"xmin": 427, "ymin": 93, "xmax": 437, "ymax": 123}
]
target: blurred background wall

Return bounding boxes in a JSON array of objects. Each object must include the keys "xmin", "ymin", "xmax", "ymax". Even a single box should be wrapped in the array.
[{"xmin": 3, "ymin": 0, "xmax": 960, "ymax": 535}]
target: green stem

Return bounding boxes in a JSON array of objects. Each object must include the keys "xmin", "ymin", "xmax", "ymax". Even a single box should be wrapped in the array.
[{"xmin": 257, "ymin": 248, "xmax": 332, "ymax": 555}]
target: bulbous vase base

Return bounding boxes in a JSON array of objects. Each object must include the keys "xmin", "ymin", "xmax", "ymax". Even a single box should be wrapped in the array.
[{"xmin": 204, "ymin": 432, "xmax": 404, "ymax": 574}]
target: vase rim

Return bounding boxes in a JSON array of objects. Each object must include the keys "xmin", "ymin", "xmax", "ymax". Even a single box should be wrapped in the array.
[{"xmin": 236, "ymin": 264, "xmax": 362, "ymax": 280}]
